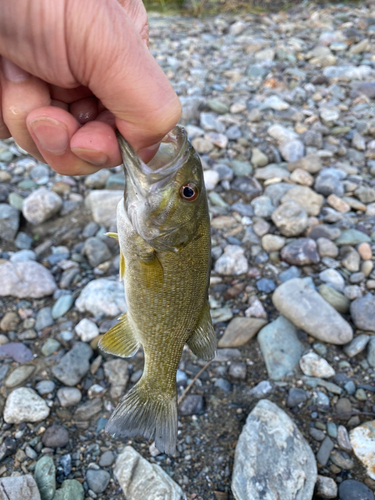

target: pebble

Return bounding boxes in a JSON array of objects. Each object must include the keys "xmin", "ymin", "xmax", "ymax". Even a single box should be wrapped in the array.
[
  {"xmin": 249, "ymin": 380, "xmax": 273, "ymax": 398},
  {"xmin": 83, "ymin": 237, "xmax": 112, "ymax": 267},
  {"xmin": 22, "ymin": 188, "xmax": 62, "ymax": 224},
  {"xmin": 258, "ymin": 316, "xmax": 303, "ymax": 380},
  {"xmin": 86, "ymin": 469, "xmax": 110, "ymax": 494},
  {"xmin": 34, "ymin": 456, "xmax": 56, "ymax": 500},
  {"xmin": 0, "ymin": 342, "xmax": 33, "ymax": 363},
  {"xmin": 74, "ymin": 318, "xmax": 99, "ymax": 342},
  {"xmin": 4, "ymin": 387, "xmax": 50, "ymax": 423},
  {"xmin": 319, "ymin": 269, "xmax": 345, "ymax": 291},
  {"xmin": 85, "ymin": 189, "xmax": 123, "ymax": 227},
  {"xmin": 52, "ymin": 342, "xmax": 92, "ymax": 386},
  {"xmin": 337, "ymin": 425, "xmax": 352, "ymax": 453},
  {"xmin": 261, "ymin": 234, "xmax": 285, "ymax": 252},
  {"xmin": 287, "ymin": 387, "xmax": 308, "ymax": 407},
  {"xmin": 53, "ymin": 479, "xmax": 84, "ymax": 500},
  {"xmin": 271, "ymin": 201, "xmax": 308, "ymax": 236},
  {"xmin": 251, "ymin": 148, "xmax": 268, "ymax": 168},
  {"xmin": 316, "ymin": 476, "xmax": 338, "ymax": 499},
  {"xmin": 52, "ymin": 294, "xmax": 74, "ymax": 319},
  {"xmin": 300, "ymin": 353, "xmax": 335, "ymax": 378},
  {"xmin": 75, "ymin": 278, "xmax": 126, "ymax": 317},
  {"xmin": 114, "ymin": 446, "xmax": 184, "ymax": 499},
  {"xmin": 351, "ymin": 294, "xmax": 375, "ymax": 332},
  {"xmin": 179, "ymin": 395, "xmax": 205, "ymax": 416},
  {"xmin": 336, "ymin": 229, "xmax": 371, "ymax": 246},
  {"xmin": 281, "ymin": 238, "xmax": 320, "ymax": 266},
  {"xmin": 35, "ymin": 307, "xmax": 54, "ymax": 331},
  {"xmin": 35, "ymin": 380, "xmax": 55, "ymax": 395},
  {"xmin": 99, "ymin": 451, "xmax": 115, "ymax": 467},
  {"xmin": 273, "ymin": 278, "xmax": 353, "ymax": 345},
  {"xmin": 103, "ymin": 359, "xmax": 129, "ymax": 399},
  {"xmin": 232, "ymin": 400, "xmax": 316, "ymax": 500},
  {"xmin": 281, "ymin": 186, "xmax": 323, "ymax": 217},
  {"xmin": 318, "ymin": 285, "xmax": 350, "ymax": 314},
  {"xmin": 344, "ymin": 334, "xmax": 370, "ymax": 358},
  {"xmin": 368, "ymin": 337, "xmax": 375, "ymax": 368},
  {"xmin": 5, "ymin": 365, "xmax": 35, "ymax": 388},
  {"xmin": 316, "ymin": 436, "xmax": 334, "ymax": 466},
  {"xmin": 0, "ymin": 261, "xmax": 56, "ymax": 298},
  {"xmin": 350, "ymin": 421, "xmax": 375, "ymax": 480},
  {"xmin": 214, "ymin": 245, "xmax": 248, "ymax": 275},
  {"xmin": 42, "ymin": 424, "xmax": 69, "ymax": 448},
  {"xmin": 218, "ymin": 317, "xmax": 267, "ymax": 348},
  {"xmin": 338, "ymin": 480, "xmax": 374, "ymax": 500},
  {"xmin": 0, "ymin": 203, "xmax": 20, "ymax": 241}
]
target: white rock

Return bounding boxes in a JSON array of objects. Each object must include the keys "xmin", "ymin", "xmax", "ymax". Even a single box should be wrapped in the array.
[
  {"xmin": 0, "ymin": 261, "xmax": 56, "ymax": 298},
  {"xmin": 232, "ymin": 399, "xmax": 316, "ymax": 500},
  {"xmin": 85, "ymin": 190, "xmax": 123, "ymax": 227},
  {"xmin": 214, "ymin": 245, "xmax": 248, "ymax": 276},
  {"xmin": 204, "ymin": 170, "xmax": 220, "ymax": 191},
  {"xmin": 84, "ymin": 169, "xmax": 111, "ymax": 189},
  {"xmin": 300, "ymin": 353, "xmax": 335, "ymax": 378},
  {"xmin": 0, "ymin": 475, "xmax": 41, "ymax": 500},
  {"xmin": 261, "ymin": 96, "xmax": 290, "ymax": 111},
  {"xmin": 319, "ymin": 269, "xmax": 345, "ymax": 292},
  {"xmin": 57, "ymin": 387, "xmax": 82, "ymax": 407},
  {"xmin": 22, "ymin": 188, "xmax": 62, "ymax": 225},
  {"xmin": 114, "ymin": 446, "xmax": 184, "ymax": 500},
  {"xmin": 75, "ymin": 318, "xmax": 100, "ymax": 342},
  {"xmin": 75, "ymin": 278, "xmax": 126, "ymax": 317},
  {"xmin": 4, "ymin": 387, "xmax": 50, "ymax": 424},
  {"xmin": 350, "ymin": 420, "xmax": 375, "ymax": 480},
  {"xmin": 267, "ymin": 124, "xmax": 298, "ymax": 143}
]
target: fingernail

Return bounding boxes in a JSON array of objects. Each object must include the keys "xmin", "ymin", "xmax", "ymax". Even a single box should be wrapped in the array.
[
  {"xmin": 29, "ymin": 118, "xmax": 69, "ymax": 155},
  {"xmin": 71, "ymin": 148, "xmax": 109, "ymax": 166},
  {"xmin": 2, "ymin": 57, "xmax": 30, "ymax": 82}
]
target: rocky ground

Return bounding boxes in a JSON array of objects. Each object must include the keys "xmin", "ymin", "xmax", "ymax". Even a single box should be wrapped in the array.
[{"xmin": 1, "ymin": 2, "xmax": 375, "ymax": 500}]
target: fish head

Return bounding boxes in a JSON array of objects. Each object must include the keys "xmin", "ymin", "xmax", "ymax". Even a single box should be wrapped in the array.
[{"xmin": 119, "ymin": 125, "xmax": 207, "ymax": 251}]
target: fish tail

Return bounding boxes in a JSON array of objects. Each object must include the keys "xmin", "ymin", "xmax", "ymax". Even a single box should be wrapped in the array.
[{"xmin": 105, "ymin": 381, "xmax": 177, "ymax": 455}]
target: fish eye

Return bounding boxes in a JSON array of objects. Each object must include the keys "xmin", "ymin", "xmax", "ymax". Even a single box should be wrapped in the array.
[{"xmin": 180, "ymin": 183, "xmax": 198, "ymax": 201}]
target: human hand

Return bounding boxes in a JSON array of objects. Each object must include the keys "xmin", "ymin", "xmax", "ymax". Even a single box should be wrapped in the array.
[{"xmin": 0, "ymin": 0, "xmax": 181, "ymax": 175}]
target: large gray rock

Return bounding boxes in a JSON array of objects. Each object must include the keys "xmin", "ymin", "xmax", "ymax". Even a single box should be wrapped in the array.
[
  {"xmin": 271, "ymin": 201, "xmax": 308, "ymax": 237},
  {"xmin": 75, "ymin": 278, "xmax": 126, "ymax": 317},
  {"xmin": 0, "ymin": 475, "xmax": 41, "ymax": 500},
  {"xmin": 83, "ymin": 237, "xmax": 112, "ymax": 267},
  {"xmin": 272, "ymin": 278, "xmax": 353, "ymax": 345},
  {"xmin": 85, "ymin": 190, "xmax": 123, "ymax": 227},
  {"xmin": 350, "ymin": 294, "xmax": 375, "ymax": 332},
  {"xmin": 0, "ymin": 203, "xmax": 20, "ymax": 241},
  {"xmin": 0, "ymin": 261, "xmax": 56, "ymax": 298},
  {"xmin": 232, "ymin": 399, "xmax": 316, "ymax": 500},
  {"xmin": 113, "ymin": 446, "xmax": 184, "ymax": 499},
  {"xmin": 22, "ymin": 188, "xmax": 62, "ymax": 224},
  {"xmin": 281, "ymin": 186, "xmax": 324, "ymax": 217},
  {"xmin": 218, "ymin": 317, "xmax": 267, "ymax": 348},
  {"xmin": 52, "ymin": 342, "xmax": 93, "ymax": 386},
  {"xmin": 257, "ymin": 316, "xmax": 303, "ymax": 380},
  {"xmin": 4, "ymin": 388, "xmax": 50, "ymax": 424}
]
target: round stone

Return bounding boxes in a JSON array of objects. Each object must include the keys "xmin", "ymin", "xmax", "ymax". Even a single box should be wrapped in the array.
[
  {"xmin": 42, "ymin": 425, "xmax": 69, "ymax": 448},
  {"xmin": 338, "ymin": 480, "xmax": 374, "ymax": 500},
  {"xmin": 86, "ymin": 469, "xmax": 110, "ymax": 494}
]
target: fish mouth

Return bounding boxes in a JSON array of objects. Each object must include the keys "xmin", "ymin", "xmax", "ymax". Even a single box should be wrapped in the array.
[{"xmin": 118, "ymin": 126, "xmax": 189, "ymax": 195}]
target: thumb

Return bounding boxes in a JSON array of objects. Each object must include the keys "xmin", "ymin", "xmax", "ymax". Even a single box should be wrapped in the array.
[{"xmin": 65, "ymin": 0, "xmax": 181, "ymax": 153}]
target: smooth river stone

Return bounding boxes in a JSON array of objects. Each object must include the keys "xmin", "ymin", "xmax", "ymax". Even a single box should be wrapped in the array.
[
  {"xmin": 272, "ymin": 278, "xmax": 353, "ymax": 345},
  {"xmin": 232, "ymin": 399, "xmax": 316, "ymax": 500}
]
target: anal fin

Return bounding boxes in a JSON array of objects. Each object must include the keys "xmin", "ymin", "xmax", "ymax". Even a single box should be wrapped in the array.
[
  {"xmin": 187, "ymin": 301, "xmax": 217, "ymax": 361},
  {"xmin": 98, "ymin": 313, "xmax": 140, "ymax": 358}
]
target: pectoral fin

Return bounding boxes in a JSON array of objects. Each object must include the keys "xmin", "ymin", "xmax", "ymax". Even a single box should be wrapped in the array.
[
  {"xmin": 98, "ymin": 313, "xmax": 140, "ymax": 358},
  {"xmin": 105, "ymin": 232, "xmax": 118, "ymax": 240},
  {"xmin": 139, "ymin": 254, "xmax": 164, "ymax": 288},
  {"xmin": 119, "ymin": 251, "xmax": 125, "ymax": 280},
  {"xmin": 187, "ymin": 301, "xmax": 216, "ymax": 361}
]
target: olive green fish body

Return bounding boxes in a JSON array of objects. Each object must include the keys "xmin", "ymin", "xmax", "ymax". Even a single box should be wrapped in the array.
[{"xmin": 99, "ymin": 126, "xmax": 215, "ymax": 454}]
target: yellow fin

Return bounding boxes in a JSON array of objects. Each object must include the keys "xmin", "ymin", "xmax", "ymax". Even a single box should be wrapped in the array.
[
  {"xmin": 119, "ymin": 251, "xmax": 125, "ymax": 280},
  {"xmin": 139, "ymin": 253, "xmax": 163, "ymax": 288},
  {"xmin": 105, "ymin": 232, "xmax": 118, "ymax": 240},
  {"xmin": 98, "ymin": 313, "xmax": 140, "ymax": 358},
  {"xmin": 187, "ymin": 301, "xmax": 216, "ymax": 361}
]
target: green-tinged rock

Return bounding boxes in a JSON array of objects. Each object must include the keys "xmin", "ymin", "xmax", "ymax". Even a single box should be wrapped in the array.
[
  {"xmin": 18, "ymin": 179, "xmax": 37, "ymax": 191},
  {"xmin": 105, "ymin": 174, "xmax": 125, "ymax": 190},
  {"xmin": 208, "ymin": 192, "xmax": 229, "ymax": 208},
  {"xmin": 34, "ymin": 456, "xmax": 56, "ymax": 500},
  {"xmin": 335, "ymin": 229, "xmax": 371, "ymax": 246},
  {"xmin": 53, "ymin": 480, "xmax": 84, "ymax": 500},
  {"xmin": 231, "ymin": 160, "xmax": 253, "ymax": 177},
  {"xmin": 207, "ymin": 99, "xmax": 229, "ymax": 114},
  {"xmin": 330, "ymin": 126, "xmax": 351, "ymax": 135},
  {"xmin": 41, "ymin": 339, "xmax": 61, "ymax": 357},
  {"xmin": 318, "ymin": 285, "xmax": 350, "ymax": 314},
  {"xmin": 8, "ymin": 193, "xmax": 24, "ymax": 210}
]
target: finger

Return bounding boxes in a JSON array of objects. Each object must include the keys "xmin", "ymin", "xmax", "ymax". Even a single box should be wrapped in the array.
[
  {"xmin": 50, "ymin": 85, "xmax": 93, "ymax": 104},
  {"xmin": 66, "ymin": 0, "xmax": 181, "ymax": 154},
  {"xmin": 117, "ymin": 0, "xmax": 149, "ymax": 47},
  {"xmin": 70, "ymin": 96, "xmax": 98, "ymax": 124},
  {"xmin": 51, "ymin": 99, "xmax": 69, "ymax": 111},
  {"xmin": 70, "ymin": 120, "xmax": 121, "ymax": 166},
  {"xmin": 26, "ymin": 106, "xmax": 115, "ymax": 175},
  {"xmin": 0, "ymin": 80, "xmax": 11, "ymax": 139},
  {"xmin": 1, "ymin": 57, "xmax": 49, "ymax": 161}
]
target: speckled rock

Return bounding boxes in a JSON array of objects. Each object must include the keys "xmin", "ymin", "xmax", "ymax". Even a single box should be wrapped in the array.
[
  {"xmin": 4, "ymin": 388, "xmax": 50, "ymax": 424},
  {"xmin": 22, "ymin": 188, "xmax": 62, "ymax": 225},
  {"xmin": 232, "ymin": 399, "xmax": 316, "ymax": 500},
  {"xmin": 0, "ymin": 261, "xmax": 56, "ymax": 298},
  {"xmin": 0, "ymin": 475, "xmax": 41, "ymax": 500},
  {"xmin": 75, "ymin": 278, "xmax": 126, "ymax": 317},
  {"xmin": 350, "ymin": 421, "xmax": 375, "ymax": 480}
]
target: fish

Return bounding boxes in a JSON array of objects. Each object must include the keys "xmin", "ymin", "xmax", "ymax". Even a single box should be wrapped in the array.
[{"xmin": 98, "ymin": 125, "xmax": 216, "ymax": 454}]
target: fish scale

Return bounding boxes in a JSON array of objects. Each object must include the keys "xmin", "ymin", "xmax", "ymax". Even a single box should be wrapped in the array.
[{"xmin": 98, "ymin": 126, "xmax": 216, "ymax": 454}]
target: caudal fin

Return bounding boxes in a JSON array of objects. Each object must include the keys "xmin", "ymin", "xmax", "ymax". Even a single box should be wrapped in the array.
[{"xmin": 105, "ymin": 382, "xmax": 177, "ymax": 455}]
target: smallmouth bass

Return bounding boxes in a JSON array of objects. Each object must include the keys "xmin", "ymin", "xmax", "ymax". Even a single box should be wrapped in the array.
[{"xmin": 98, "ymin": 126, "xmax": 216, "ymax": 454}]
